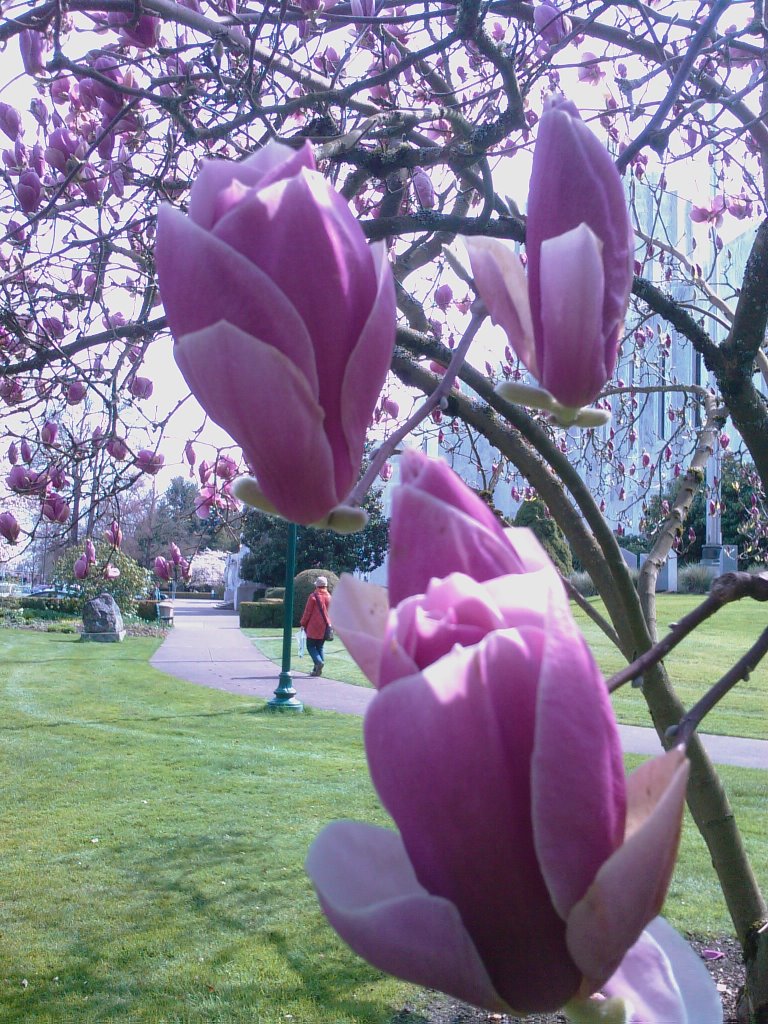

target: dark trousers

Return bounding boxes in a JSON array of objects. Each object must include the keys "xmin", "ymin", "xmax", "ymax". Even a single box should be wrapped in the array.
[{"xmin": 307, "ymin": 637, "xmax": 325, "ymax": 667}]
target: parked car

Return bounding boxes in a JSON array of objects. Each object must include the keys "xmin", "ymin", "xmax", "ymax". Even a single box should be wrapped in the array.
[{"xmin": 29, "ymin": 586, "xmax": 79, "ymax": 599}]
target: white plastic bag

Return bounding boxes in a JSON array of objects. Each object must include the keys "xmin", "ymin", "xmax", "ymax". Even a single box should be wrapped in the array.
[{"xmin": 296, "ymin": 627, "xmax": 307, "ymax": 658}]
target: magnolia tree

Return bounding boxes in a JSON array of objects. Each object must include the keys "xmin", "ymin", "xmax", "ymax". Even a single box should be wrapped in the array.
[{"xmin": 2, "ymin": 0, "xmax": 768, "ymax": 1019}]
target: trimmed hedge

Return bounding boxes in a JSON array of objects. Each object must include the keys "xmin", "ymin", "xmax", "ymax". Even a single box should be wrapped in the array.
[
  {"xmin": 239, "ymin": 600, "xmax": 284, "ymax": 628},
  {"xmin": 21, "ymin": 596, "xmax": 81, "ymax": 614},
  {"xmin": 155, "ymin": 591, "xmax": 217, "ymax": 600},
  {"xmin": 265, "ymin": 587, "xmax": 285, "ymax": 600}
]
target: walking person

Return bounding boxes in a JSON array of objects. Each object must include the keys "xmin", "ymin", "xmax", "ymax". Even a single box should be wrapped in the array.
[{"xmin": 300, "ymin": 576, "xmax": 332, "ymax": 677}]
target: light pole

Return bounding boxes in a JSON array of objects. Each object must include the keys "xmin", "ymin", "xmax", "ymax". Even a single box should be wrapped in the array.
[{"xmin": 268, "ymin": 522, "xmax": 303, "ymax": 712}]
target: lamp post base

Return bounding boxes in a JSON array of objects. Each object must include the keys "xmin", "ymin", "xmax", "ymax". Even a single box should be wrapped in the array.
[{"xmin": 267, "ymin": 671, "xmax": 304, "ymax": 712}]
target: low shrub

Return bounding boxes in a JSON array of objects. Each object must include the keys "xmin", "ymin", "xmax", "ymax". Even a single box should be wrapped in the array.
[
  {"xmin": 0, "ymin": 597, "xmax": 21, "ymax": 610},
  {"xmin": 175, "ymin": 591, "xmax": 217, "ymax": 600},
  {"xmin": 678, "ymin": 564, "xmax": 715, "ymax": 594},
  {"xmin": 23, "ymin": 607, "xmax": 77, "ymax": 622},
  {"xmin": 240, "ymin": 600, "xmax": 285, "ymax": 628},
  {"xmin": 21, "ymin": 596, "xmax": 81, "ymax": 615},
  {"xmin": 265, "ymin": 587, "xmax": 285, "ymax": 600},
  {"xmin": 567, "ymin": 571, "xmax": 598, "ymax": 598}
]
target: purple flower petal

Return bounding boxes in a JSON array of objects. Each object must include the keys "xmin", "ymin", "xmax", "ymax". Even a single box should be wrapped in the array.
[
  {"xmin": 365, "ymin": 633, "xmax": 582, "ymax": 1012},
  {"xmin": 174, "ymin": 322, "xmax": 339, "ymax": 523},
  {"xmin": 532, "ymin": 583, "xmax": 626, "ymax": 920},
  {"xmin": 306, "ymin": 821, "xmax": 508, "ymax": 1012}
]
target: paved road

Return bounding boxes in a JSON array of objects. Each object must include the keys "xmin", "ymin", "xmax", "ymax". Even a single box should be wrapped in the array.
[{"xmin": 150, "ymin": 600, "xmax": 768, "ymax": 770}]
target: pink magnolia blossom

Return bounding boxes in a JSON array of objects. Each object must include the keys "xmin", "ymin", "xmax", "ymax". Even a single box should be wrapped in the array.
[
  {"xmin": 154, "ymin": 556, "xmax": 172, "ymax": 582},
  {"xmin": 578, "ymin": 51, "xmax": 604, "ymax": 84},
  {"xmin": 8, "ymin": 442, "xmax": 18, "ymax": 465},
  {"xmin": 135, "ymin": 449, "xmax": 164, "ymax": 475},
  {"xmin": 534, "ymin": 3, "xmax": 570, "ymax": 46},
  {"xmin": 42, "ymin": 492, "xmax": 70, "ymax": 524},
  {"xmin": 155, "ymin": 139, "xmax": 396, "ymax": 526},
  {"xmin": 103, "ymin": 564, "xmax": 120, "ymax": 580},
  {"xmin": 16, "ymin": 169, "xmax": 43, "ymax": 215},
  {"xmin": 169, "ymin": 542, "xmax": 182, "ymax": 566},
  {"xmin": 74, "ymin": 554, "xmax": 89, "ymax": 580},
  {"xmin": 65, "ymin": 381, "xmax": 87, "ymax": 405},
  {"xmin": 411, "ymin": 166, "xmax": 435, "ymax": 209},
  {"xmin": 214, "ymin": 454, "xmax": 238, "ymax": 480},
  {"xmin": 434, "ymin": 283, "xmax": 453, "ymax": 311},
  {"xmin": 19, "ymin": 30, "xmax": 45, "ymax": 75},
  {"xmin": 0, "ymin": 103, "xmax": 23, "ymax": 143},
  {"xmin": 106, "ymin": 436, "xmax": 129, "ymax": 460},
  {"xmin": 690, "ymin": 196, "xmax": 726, "ymax": 228},
  {"xmin": 129, "ymin": 375, "xmax": 154, "ymax": 400},
  {"xmin": 194, "ymin": 482, "xmax": 238, "ymax": 519},
  {"xmin": 105, "ymin": 520, "xmax": 123, "ymax": 548},
  {"xmin": 307, "ymin": 454, "xmax": 719, "ymax": 1022},
  {"xmin": 85, "ymin": 538, "xmax": 97, "ymax": 564},
  {"xmin": 20, "ymin": 439, "xmax": 33, "ymax": 464},
  {"xmin": 40, "ymin": 420, "xmax": 58, "ymax": 445},
  {"xmin": 467, "ymin": 100, "xmax": 633, "ymax": 414},
  {"xmin": 7, "ymin": 465, "xmax": 47, "ymax": 496},
  {"xmin": 0, "ymin": 512, "xmax": 21, "ymax": 544}
]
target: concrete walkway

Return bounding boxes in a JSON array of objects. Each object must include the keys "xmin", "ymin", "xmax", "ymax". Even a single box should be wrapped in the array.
[{"xmin": 151, "ymin": 600, "xmax": 768, "ymax": 770}]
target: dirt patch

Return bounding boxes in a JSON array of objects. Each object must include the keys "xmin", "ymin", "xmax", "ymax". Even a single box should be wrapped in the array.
[{"xmin": 389, "ymin": 934, "xmax": 744, "ymax": 1023}]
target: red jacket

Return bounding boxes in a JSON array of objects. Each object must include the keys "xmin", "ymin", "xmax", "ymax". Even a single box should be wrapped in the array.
[{"xmin": 300, "ymin": 587, "xmax": 331, "ymax": 640}]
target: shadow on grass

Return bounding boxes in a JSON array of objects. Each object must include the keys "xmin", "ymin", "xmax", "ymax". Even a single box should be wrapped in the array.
[{"xmin": 0, "ymin": 831, "xmax": 428, "ymax": 1023}]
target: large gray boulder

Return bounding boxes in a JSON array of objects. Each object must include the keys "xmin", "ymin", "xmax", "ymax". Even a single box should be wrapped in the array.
[{"xmin": 81, "ymin": 593, "xmax": 125, "ymax": 642}]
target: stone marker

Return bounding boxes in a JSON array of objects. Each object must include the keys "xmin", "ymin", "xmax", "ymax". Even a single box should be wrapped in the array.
[{"xmin": 81, "ymin": 592, "xmax": 126, "ymax": 642}]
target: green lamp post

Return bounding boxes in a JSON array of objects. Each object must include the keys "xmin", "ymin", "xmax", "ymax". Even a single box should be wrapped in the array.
[{"xmin": 268, "ymin": 522, "xmax": 303, "ymax": 712}]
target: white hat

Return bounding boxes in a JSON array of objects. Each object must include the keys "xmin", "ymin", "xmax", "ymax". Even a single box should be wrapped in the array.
[{"xmin": 314, "ymin": 576, "xmax": 328, "ymax": 587}]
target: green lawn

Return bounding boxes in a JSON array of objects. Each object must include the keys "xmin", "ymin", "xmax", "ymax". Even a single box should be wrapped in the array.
[
  {"xmin": 572, "ymin": 595, "xmax": 768, "ymax": 740},
  {"xmin": 0, "ymin": 629, "xmax": 765, "ymax": 1023},
  {"xmin": 245, "ymin": 595, "xmax": 768, "ymax": 739}
]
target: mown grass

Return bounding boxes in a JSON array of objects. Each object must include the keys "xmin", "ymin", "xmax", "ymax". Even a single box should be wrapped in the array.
[
  {"xmin": 572, "ymin": 596, "xmax": 768, "ymax": 740},
  {"xmin": 0, "ymin": 628, "xmax": 764, "ymax": 1023},
  {"xmin": 246, "ymin": 595, "xmax": 768, "ymax": 739}
]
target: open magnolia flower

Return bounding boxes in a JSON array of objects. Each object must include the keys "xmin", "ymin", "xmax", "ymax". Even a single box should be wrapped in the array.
[
  {"xmin": 466, "ymin": 99, "xmax": 634, "ymax": 425},
  {"xmin": 306, "ymin": 452, "xmax": 721, "ymax": 1023}
]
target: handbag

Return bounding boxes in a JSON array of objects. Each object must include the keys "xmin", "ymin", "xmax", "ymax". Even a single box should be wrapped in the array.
[{"xmin": 314, "ymin": 592, "xmax": 334, "ymax": 641}]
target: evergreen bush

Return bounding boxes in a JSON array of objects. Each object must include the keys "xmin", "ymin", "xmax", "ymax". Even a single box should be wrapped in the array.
[
  {"xmin": 513, "ymin": 498, "xmax": 573, "ymax": 576},
  {"xmin": 239, "ymin": 600, "xmax": 285, "ymax": 628}
]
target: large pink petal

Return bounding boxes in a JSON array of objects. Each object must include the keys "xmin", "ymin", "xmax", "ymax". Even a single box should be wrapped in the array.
[
  {"xmin": 331, "ymin": 575, "xmax": 389, "ymax": 687},
  {"xmin": 306, "ymin": 821, "xmax": 508, "ymax": 1012},
  {"xmin": 465, "ymin": 236, "xmax": 538, "ymax": 376},
  {"xmin": 538, "ymin": 224, "xmax": 607, "ymax": 408},
  {"xmin": 365, "ymin": 634, "xmax": 581, "ymax": 1013},
  {"xmin": 212, "ymin": 170, "xmax": 379, "ymax": 479},
  {"xmin": 155, "ymin": 206, "xmax": 318, "ymax": 392},
  {"xmin": 337, "ymin": 240, "xmax": 397, "ymax": 502},
  {"xmin": 174, "ymin": 322, "xmax": 339, "ymax": 524},
  {"xmin": 602, "ymin": 918, "xmax": 723, "ymax": 1024},
  {"xmin": 527, "ymin": 102, "xmax": 633, "ymax": 363},
  {"xmin": 565, "ymin": 748, "xmax": 690, "ymax": 988},
  {"xmin": 187, "ymin": 142, "xmax": 315, "ymax": 228},
  {"xmin": 533, "ymin": 584, "xmax": 625, "ymax": 920}
]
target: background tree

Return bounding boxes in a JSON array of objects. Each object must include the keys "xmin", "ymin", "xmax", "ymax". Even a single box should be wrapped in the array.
[{"xmin": 240, "ymin": 489, "xmax": 388, "ymax": 586}]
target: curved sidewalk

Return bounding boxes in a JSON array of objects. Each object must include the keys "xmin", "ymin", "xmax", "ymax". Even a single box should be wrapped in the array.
[{"xmin": 150, "ymin": 600, "xmax": 768, "ymax": 770}]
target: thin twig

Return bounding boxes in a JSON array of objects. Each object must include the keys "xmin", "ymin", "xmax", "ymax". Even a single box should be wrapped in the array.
[
  {"xmin": 562, "ymin": 578, "xmax": 622, "ymax": 650},
  {"xmin": 607, "ymin": 571, "xmax": 768, "ymax": 693},
  {"xmin": 345, "ymin": 307, "xmax": 487, "ymax": 506},
  {"xmin": 668, "ymin": 626, "xmax": 768, "ymax": 747}
]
